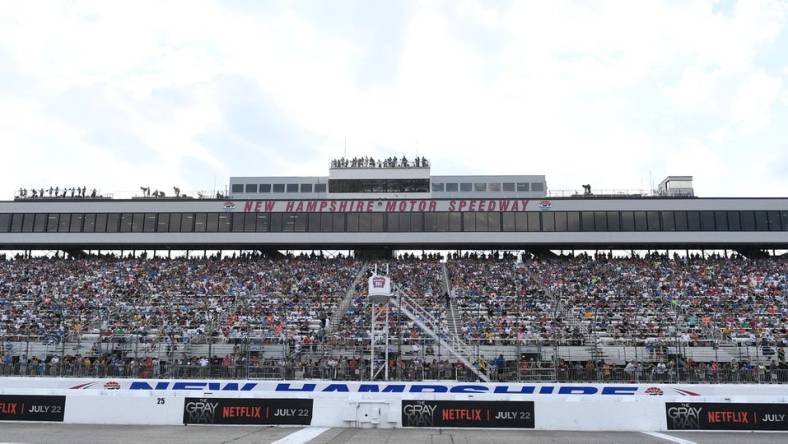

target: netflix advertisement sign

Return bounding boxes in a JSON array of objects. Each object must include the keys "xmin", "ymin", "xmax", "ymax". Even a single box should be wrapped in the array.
[
  {"xmin": 0, "ymin": 395, "xmax": 66, "ymax": 422},
  {"xmin": 666, "ymin": 402, "xmax": 788, "ymax": 431},
  {"xmin": 183, "ymin": 398, "xmax": 313, "ymax": 425},
  {"xmin": 402, "ymin": 400, "xmax": 534, "ymax": 428}
]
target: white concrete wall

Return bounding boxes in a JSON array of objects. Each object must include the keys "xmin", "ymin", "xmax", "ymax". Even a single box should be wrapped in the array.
[{"xmin": 2, "ymin": 378, "xmax": 788, "ymax": 430}]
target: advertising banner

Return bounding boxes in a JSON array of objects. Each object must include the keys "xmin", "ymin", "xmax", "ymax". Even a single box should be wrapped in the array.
[
  {"xmin": 666, "ymin": 402, "xmax": 788, "ymax": 431},
  {"xmin": 240, "ymin": 199, "xmax": 532, "ymax": 213},
  {"xmin": 183, "ymin": 398, "xmax": 313, "ymax": 425},
  {"xmin": 0, "ymin": 395, "xmax": 66, "ymax": 422},
  {"xmin": 402, "ymin": 400, "xmax": 534, "ymax": 428}
]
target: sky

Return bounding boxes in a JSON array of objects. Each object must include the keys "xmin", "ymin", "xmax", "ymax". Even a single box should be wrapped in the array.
[{"xmin": 1, "ymin": 0, "xmax": 787, "ymax": 198}]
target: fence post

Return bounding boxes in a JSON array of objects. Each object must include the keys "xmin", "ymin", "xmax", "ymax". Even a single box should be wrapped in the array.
[{"xmin": 60, "ymin": 335, "xmax": 66, "ymax": 377}]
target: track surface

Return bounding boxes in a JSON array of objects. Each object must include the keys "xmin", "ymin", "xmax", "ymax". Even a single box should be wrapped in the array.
[{"xmin": 0, "ymin": 425, "xmax": 787, "ymax": 444}]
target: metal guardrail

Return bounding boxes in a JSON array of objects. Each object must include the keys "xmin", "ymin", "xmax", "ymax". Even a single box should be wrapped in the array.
[
  {"xmin": 3, "ymin": 362, "xmax": 788, "ymax": 384},
  {"xmin": 3, "ymin": 333, "xmax": 786, "ymax": 383}
]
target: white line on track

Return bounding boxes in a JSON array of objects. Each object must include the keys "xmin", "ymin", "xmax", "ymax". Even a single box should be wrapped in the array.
[
  {"xmin": 641, "ymin": 431, "xmax": 697, "ymax": 444},
  {"xmin": 272, "ymin": 427, "xmax": 330, "ymax": 444}
]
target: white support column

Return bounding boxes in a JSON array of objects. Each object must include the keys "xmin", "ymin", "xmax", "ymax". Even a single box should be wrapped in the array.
[
  {"xmin": 370, "ymin": 303, "xmax": 375, "ymax": 381},
  {"xmin": 368, "ymin": 272, "xmax": 393, "ymax": 381},
  {"xmin": 384, "ymin": 306, "xmax": 389, "ymax": 381}
]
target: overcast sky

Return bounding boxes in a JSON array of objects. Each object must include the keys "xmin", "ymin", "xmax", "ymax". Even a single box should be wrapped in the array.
[{"xmin": 1, "ymin": 0, "xmax": 787, "ymax": 198}]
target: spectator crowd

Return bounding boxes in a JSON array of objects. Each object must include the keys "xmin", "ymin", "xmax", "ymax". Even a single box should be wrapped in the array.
[
  {"xmin": 0, "ymin": 254, "xmax": 359, "ymax": 346},
  {"xmin": 1, "ymin": 251, "xmax": 786, "ymax": 382},
  {"xmin": 448, "ymin": 253, "xmax": 788, "ymax": 348}
]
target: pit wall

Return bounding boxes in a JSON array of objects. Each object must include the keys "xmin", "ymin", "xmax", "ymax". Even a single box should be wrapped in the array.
[{"xmin": 1, "ymin": 378, "xmax": 787, "ymax": 431}]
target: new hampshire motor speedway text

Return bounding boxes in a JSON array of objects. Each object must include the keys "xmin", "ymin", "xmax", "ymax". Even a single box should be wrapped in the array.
[{"xmin": 122, "ymin": 381, "xmax": 640, "ymax": 395}]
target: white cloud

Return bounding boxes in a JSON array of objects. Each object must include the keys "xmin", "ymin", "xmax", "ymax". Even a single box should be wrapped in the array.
[
  {"xmin": 730, "ymin": 72, "xmax": 782, "ymax": 131},
  {"xmin": 0, "ymin": 0, "xmax": 787, "ymax": 197}
]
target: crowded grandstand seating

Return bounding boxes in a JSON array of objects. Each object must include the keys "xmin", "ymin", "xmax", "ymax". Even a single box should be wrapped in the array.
[
  {"xmin": 330, "ymin": 256, "xmax": 447, "ymax": 346},
  {"xmin": 1, "ymin": 253, "xmax": 787, "ymax": 381},
  {"xmin": 0, "ymin": 255, "xmax": 359, "ymax": 344},
  {"xmin": 445, "ymin": 253, "xmax": 788, "ymax": 347}
]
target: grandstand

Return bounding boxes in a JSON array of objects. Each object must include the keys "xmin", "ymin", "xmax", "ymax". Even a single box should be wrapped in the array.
[{"xmin": 1, "ymin": 158, "xmax": 787, "ymax": 385}]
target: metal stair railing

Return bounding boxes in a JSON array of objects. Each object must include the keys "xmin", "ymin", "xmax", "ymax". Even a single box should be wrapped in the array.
[
  {"xmin": 327, "ymin": 263, "xmax": 368, "ymax": 334},
  {"xmin": 396, "ymin": 290, "xmax": 490, "ymax": 382},
  {"xmin": 442, "ymin": 262, "xmax": 462, "ymax": 338},
  {"xmin": 447, "ymin": 303, "xmax": 461, "ymax": 339}
]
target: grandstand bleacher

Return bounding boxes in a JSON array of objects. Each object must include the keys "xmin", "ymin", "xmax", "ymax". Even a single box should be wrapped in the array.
[
  {"xmin": 1, "ymin": 253, "xmax": 786, "ymax": 384},
  {"xmin": 1, "ymin": 162, "xmax": 787, "ymax": 384}
]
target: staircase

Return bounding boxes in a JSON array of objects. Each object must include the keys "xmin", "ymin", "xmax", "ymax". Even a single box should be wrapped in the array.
[
  {"xmin": 446, "ymin": 304, "xmax": 462, "ymax": 339},
  {"xmin": 397, "ymin": 289, "xmax": 490, "ymax": 382},
  {"xmin": 442, "ymin": 262, "xmax": 462, "ymax": 338},
  {"xmin": 327, "ymin": 263, "xmax": 369, "ymax": 335}
]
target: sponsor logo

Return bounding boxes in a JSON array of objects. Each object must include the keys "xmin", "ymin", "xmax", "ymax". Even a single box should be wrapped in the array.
[
  {"xmin": 538, "ymin": 200, "xmax": 552, "ymax": 210},
  {"xmin": 666, "ymin": 403, "xmax": 788, "ymax": 431},
  {"xmin": 644, "ymin": 387, "xmax": 663, "ymax": 396},
  {"xmin": 372, "ymin": 277, "xmax": 386, "ymax": 289},
  {"xmin": 402, "ymin": 400, "xmax": 534, "ymax": 428},
  {"xmin": 673, "ymin": 388, "xmax": 700, "ymax": 396},
  {"xmin": 184, "ymin": 398, "xmax": 218, "ymax": 424},
  {"xmin": 667, "ymin": 404, "xmax": 702, "ymax": 429},
  {"xmin": 402, "ymin": 401, "xmax": 437, "ymax": 427},
  {"xmin": 0, "ymin": 402, "xmax": 16, "ymax": 415},
  {"xmin": 104, "ymin": 381, "xmax": 121, "ymax": 390},
  {"xmin": 223, "ymin": 201, "xmax": 236, "ymax": 212},
  {"xmin": 183, "ymin": 398, "xmax": 312, "ymax": 425}
]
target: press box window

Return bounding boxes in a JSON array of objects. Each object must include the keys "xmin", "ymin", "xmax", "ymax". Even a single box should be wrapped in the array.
[
  {"xmin": 273, "ymin": 184, "xmax": 285, "ymax": 193},
  {"xmin": 245, "ymin": 184, "xmax": 257, "ymax": 193},
  {"xmin": 460, "ymin": 183, "xmax": 472, "ymax": 192},
  {"xmin": 83, "ymin": 214, "xmax": 96, "ymax": 232},
  {"xmin": 218, "ymin": 214, "xmax": 231, "ymax": 232},
  {"xmin": 206, "ymin": 213, "xmax": 219, "ymax": 231},
  {"xmin": 300, "ymin": 184, "xmax": 313, "ymax": 193},
  {"xmin": 157, "ymin": 213, "xmax": 170, "ymax": 232},
  {"xmin": 446, "ymin": 183, "xmax": 458, "ymax": 192},
  {"xmin": 169, "ymin": 213, "xmax": 181, "ymax": 233},
  {"xmin": 8, "ymin": 214, "xmax": 23, "ymax": 232},
  {"xmin": 0, "ymin": 213, "xmax": 10, "ymax": 232},
  {"xmin": 531, "ymin": 182, "xmax": 545, "ymax": 192},
  {"xmin": 184, "ymin": 214, "xmax": 198, "ymax": 232},
  {"xmin": 22, "ymin": 214, "xmax": 34, "ymax": 232},
  {"xmin": 432, "ymin": 183, "xmax": 444, "ymax": 192},
  {"xmin": 474, "ymin": 183, "xmax": 487, "ymax": 192},
  {"xmin": 767, "ymin": 211, "xmax": 781, "ymax": 231},
  {"xmin": 488, "ymin": 183, "xmax": 501, "ymax": 192},
  {"xmin": 143, "ymin": 213, "xmax": 157, "ymax": 232},
  {"xmin": 315, "ymin": 183, "xmax": 327, "ymax": 193},
  {"xmin": 286, "ymin": 184, "xmax": 298, "ymax": 193},
  {"xmin": 231, "ymin": 184, "xmax": 243, "ymax": 193},
  {"xmin": 502, "ymin": 183, "xmax": 515, "ymax": 192},
  {"xmin": 34, "ymin": 214, "xmax": 47, "ymax": 232},
  {"xmin": 517, "ymin": 183, "xmax": 530, "ymax": 192},
  {"xmin": 540, "ymin": 212, "xmax": 554, "ymax": 231},
  {"xmin": 259, "ymin": 184, "xmax": 271, "ymax": 193}
]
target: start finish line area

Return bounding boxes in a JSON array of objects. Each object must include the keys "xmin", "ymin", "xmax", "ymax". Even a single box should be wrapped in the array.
[{"xmin": 1, "ymin": 378, "xmax": 788, "ymax": 432}]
